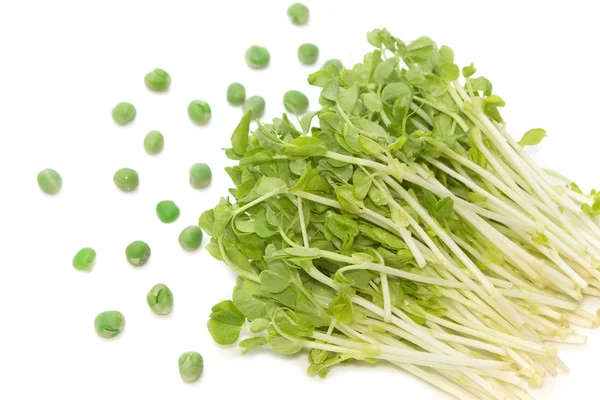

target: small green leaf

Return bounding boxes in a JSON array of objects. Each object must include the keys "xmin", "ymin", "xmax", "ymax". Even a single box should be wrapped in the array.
[
  {"xmin": 358, "ymin": 135, "xmax": 384, "ymax": 154},
  {"xmin": 439, "ymin": 45, "xmax": 454, "ymax": 63},
  {"xmin": 268, "ymin": 335, "xmax": 304, "ymax": 355},
  {"xmin": 439, "ymin": 62, "xmax": 459, "ymax": 81},
  {"xmin": 231, "ymin": 111, "xmax": 252, "ymax": 155},
  {"xmin": 232, "ymin": 286, "xmax": 267, "ymax": 319},
  {"xmin": 338, "ymin": 84, "xmax": 359, "ymax": 114},
  {"xmin": 260, "ymin": 262, "xmax": 291, "ymax": 293},
  {"xmin": 249, "ymin": 318, "xmax": 270, "ymax": 334},
  {"xmin": 470, "ymin": 76, "xmax": 492, "ymax": 96},
  {"xmin": 207, "ymin": 300, "xmax": 245, "ymax": 345},
  {"xmin": 255, "ymin": 177, "xmax": 287, "ymax": 195},
  {"xmin": 285, "ymin": 136, "xmax": 328, "ymax": 159},
  {"xmin": 433, "ymin": 197, "xmax": 454, "ymax": 219},
  {"xmin": 240, "ymin": 337, "xmax": 268, "ymax": 354},
  {"xmin": 519, "ymin": 128, "xmax": 546, "ymax": 147},
  {"xmin": 374, "ymin": 57, "xmax": 398, "ymax": 84},
  {"xmin": 462, "ymin": 63, "xmax": 476, "ymax": 78},
  {"xmin": 483, "ymin": 95, "xmax": 505, "ymax": 123},
  {"xmin": 328, "ymin": 291, "xmax": 355, "ymax": 323},
  {"xmin": 207, "ymin": 320, "xmax": 242, "ymax": 345}
]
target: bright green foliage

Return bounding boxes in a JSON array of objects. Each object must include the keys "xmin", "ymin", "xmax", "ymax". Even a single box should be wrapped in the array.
[
  {"xmin": 322, "ymin": 59, "xmax": 343, "ymax": 71},
  {"xmin": 156, "ymin": 200, "xmax": 180, "ymax": 223},
  {"xmin": 144, "ymin": 130, "xmax": 164, "ymax": 155},
  {"xmin": 245, "ymin": 46, "xmax": 270, "ymax": 69},
  {"xmin": 72, "ymin": 248, "xmax": 96, "ymax": 272},
  {"xmin": 242, "ymin": 96, "xmax": 266, "ymax": 119},
  {"xmin": 189, "ymin": 163, "xmax": 212, "ymax": 189},
  {"xmin": 111, "ymin": 102, "xmax": 136, "ymax": 126},
  {"xmin": 125, "ymin": 240, "xmax": 151, "ymax": 266},
  {"xmin": 37, "ymin": 168, "xmax": 62, "ymax": 195},
  {"xmin": 113, "ymin": 168, "xmax": 139, "ymax": 192},
  {"xmin": 298, "ymin": 43, "xmax": 319, "ymax": 65},
  {"xmin": 144, "ymin": 68, "xmax": 171, "ymax": 92},
  {"xmin": 188, "ymin": 100, "xmax": 211, "ymax": 125},
  {"xmin": 146, "ymin": 283, "xmax": 174, "ymax": 315},
  {"xmin": 94, "ymin": 311, "xmax": 125, "ymax": 338},
  {"xmin": 287, "ymin": 3, "xmax": 309, "ymax": 25},
  {"xmin": 178, "ymin": 351, "xmax": 204, "ymax": 383},
  {"xmin": 179, "ymin": 226, "xmax": 203, "ymax": 251},
  {"xmin": 283, "ymin": 90, "xmax": 309, "ymax": 114},
  {"xmin": 227, "ymin": 82, "xmax": 246, "ymax": 105},
  {"xmin": 199, "ymin": 28, "xmax": 600, "ymax": 397},
  {"xmin": 519, "ymin": 128, "xmax": 546, "ymax": 147}
]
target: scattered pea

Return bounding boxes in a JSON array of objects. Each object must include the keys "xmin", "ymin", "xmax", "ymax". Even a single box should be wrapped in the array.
[
  {"xmin": 146, "ymin": 283, "xmax": 174, "ymax": 315},
  {"xmin": 323, "ymin": 59, "xmax": 343, "ymax": 71},
  {"xmin": 179, "ymin": 226, "xmax": 203, "ymax": 251},
  {"xmin": 126, "ymin": 240, "xmax": 151, "ymax": 267},
  {"xmin": 287, "ymin": 3, "xmax": 309, "ymax": 26},
  {"xmin": 188, "ymin": 100, "xmax": 211, "ymax": 126},
  {"xmin": 37, "ymin": 168, "xmax": 62, "ymax": 195},
  {"xmin": 72, "ymin": 248, "xmax": 96, "ymax": 272},
  {"xmin": 189, "ymin": 163, "xmax": 212, "ymax": 189},
  {"xmin": 144, "ymin": 68, "xmax": 171, "ymax": 92},
  {"xmin": 283, "ymin": 90, "xmax": 309, "ymax": 114},
  {"xmin": 245, "ymin": 45, "xmax": 270, "ymax": 69},
  {"xmin": 113, "ymin": 168, "xmax": 139, "ymax": 192},
  {"xmin": 178, "ymin": 351, "xmax": 204, "ymax": 383},
  {"xmin": 227, "ymin": 82, "xmax": 246, "ymax": 105},
  {"xmin": 156, "ymin": 200, "xmax": 180, "ymax": 223},
  {"xmin": 297, "ymin": 43, "xmax": 319, "ymax": 65},
  {"xmin": 242, "ymin": 95, "xmax": 266, "ymax": 119},
  {"xmin": 94, "ymin": 311, "xmax": 125, "ymax": 338},
  {"xmin": 144, "ymin": 130, "xmax": 164, "ymax": 155},
  {"xmin": 111, "ymin": 102, "xmax": 136, "ymax": 126}
]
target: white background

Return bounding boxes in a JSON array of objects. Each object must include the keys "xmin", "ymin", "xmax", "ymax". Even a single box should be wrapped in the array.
[{"xmin": 0, "ymin": 1, "xmax": 599, "ymax": 399}]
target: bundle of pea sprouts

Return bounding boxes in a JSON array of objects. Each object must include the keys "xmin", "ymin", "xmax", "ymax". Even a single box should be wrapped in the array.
[{"xmin": 200, "ymin": 29, "xmax": 600, "ymax": 400}]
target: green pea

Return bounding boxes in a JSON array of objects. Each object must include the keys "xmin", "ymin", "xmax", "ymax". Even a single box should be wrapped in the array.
[
  {"xmin": 297, "ymin": 43, "xmax": 319, "ymax": 65},
  {"xmin": 189, "ymin": 163, "xmax": 212, "ymax": 189},
  {"xmin": 322, "ymin": 59, "xmax": 343, "ymax": 71},
  {"xmin": 156, "ymin": 200, "xmax": 180, "ymax": 223},
  {"xmin": 111, "ymin": 102, "xmax": 136, "ymax": 126},
  {"xmin": 94, "ymin": 311, "xmax": 125, "ymax": 338},
  {"xmin": 178, "ymin": 226, "xmax": 203, "ymax": 251},
  {"xmin": 37, "ymin": 168, "xmax": 62, "ymax": 195},
  {"xmin": 227, "ymin": 82, "xmax": 246, "ymax": 105},
  {"xmin": 283, "ymin": 90, "xmax": 309, "ymax": 114},
  {"xmin": 245, "ymin": 45, "xmax": 270, "ymax": 69},
  {"xmin": 144, "ymin": 130, "xmax": 164, "ymax": 155},
  {"xmin": 72, "ymin": 248, "xmax": 96, "ymax": 272},
  {"xmin": 179, "ymin": 351, "xmax": 204, "ymax": 383},
  {"xmin": 113, "ymin": 168, "xmax": 139, "ymax": 192},
  {"xmin": 146, "ymin": 283, "xmax": 174, "ymax": 315},
  {"xmin": 242, "ymin": 95, "xmax": 265, "ymax": 119},
  {"xmin": 287, "ymin": 3, "xmax": 309, "ymax": 26},
  {"xmin": 188, "ymin": 100, "xmax": 211, "ymax": 126},
  {"xmin": 126, "ymin": 240, "xmax": 151, "ymax": 267},
  {"xmin": 144, "ymin": 68, "xmax": 171, "ymax": 92}
]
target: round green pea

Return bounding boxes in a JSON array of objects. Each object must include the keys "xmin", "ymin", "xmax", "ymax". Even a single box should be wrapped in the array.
[
  {"xmin": 179, "ymin": 351, "xmax": 204, "ymax": 383},
  {"xmin": 144, "ymin": 68, "xmax": 171, "ymax": 92},
  {"xmin": 245, "ymin": 45, "xmax": 270, "ymax": 69},
  {"xmin": 94, "ymin": 311, "xmax": 125, "ymax": 338},
  {"xmin": 189, "ymin": 163, "xmax": 212, "ymax": 189},
  {"xmin": 227, "ymin": 82, "xmax": 246, "ymax": 105},
  {"xmin": 72, "ymin": 248, "xmax": 96, "ymax": 272},
  {"xmin": 242, "ymin": 95, "xmax": 266, "ymax": 119},
  {"xmin": 126, "ymin": 240, "xmax": 151, "ymax": 267},
  {"xmin": 178, "ymin": 226, "xmax": 203, "ymax": 251},
  {"xmin": 298, "ymin": 43, "xmax": 319, "ymax": 65},
  {"xmin": 188, "ymin": 100, "xmax": 211, "ymax": 126},
  {"xmin": 113, "ymin": 168, "xmax": 139, "ymax": 192},
  {"xmin": 323, "ymin": 59, "xmax": 343, "ymax": 71},
  {"xmin": 146, "ymin": 283, "xmax": 174, "ymax": 315},
  {"xmin": 283, "ymin": 90, "xmax": 309, "ymax": 114},
  {"xmin": 111, "ymin": 102, "xmax": 136, "ymax": 126},
  {"xmin": 37, "ymin": 168, "xmax": 62, "ymax": 195},
  {"xmin": 144, "ymin": 130, "xmax": 164, "ymax": 155},
  {"xmin": 156, "ymin": 200, "xmax": 180, "ymax": 223},
  {"xmin": 287, "ymin": 3, "xmax": 309, "ymax": 26}
]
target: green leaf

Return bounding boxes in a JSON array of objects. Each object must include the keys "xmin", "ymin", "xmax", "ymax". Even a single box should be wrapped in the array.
[
  {"xmin": 260, "ymin": 262, "xmax": 291, "ymax": 293},
  {"xmin": 362, "ymin": 92, "xmax": 382, "ymax": 112},
  {"xmin": 232, "ymin": 286, "xmax": 267, "ymax": 319},
  {"xmin": 405, "ymin": 37, "xmax": 435, "ymax": 62},
  {"xmin": 439, "ymin": 45, "xmax": 454, "ymax": 63},
  {"xmin": 353, "ymin": 118, "xmax": 388, "ymax": 139},
  {"xmin": 433, "ymin": 197, "xmax": 454, "ymax": 219},
  {"xmin": 328, "ymin": 291, "xmax": 355, "ymax": 323},
  {"xmin": 198, "ymin": 208, "xmax": 215, "ymax": 237},
  {"xmin": 462, "ymin": 63, "xmax": 476, "ymax": 78},
  {"xmin": 231, "ymin": 111, "xmax": 252, "ymax": 155},
  {"xmin": 207, "ymin": 300, "xmax": 245, "ymax": 345},
  {"xmin": 439, "ymin": 62, "xmax": 459, "ymax": 81},
  {"xmin": 353, "ymin": 175, "xmax": 373, "ymax": 200},
  {"xmin": 532, "ymin": 233, "xmax": 549, "ymax": 246},
  {"xmin": 325, "ymin": 212, "xmax": 359, "ymax": 241},
  {"xmin": 335, "ymin": 185, "xmax": 364, "ymax": 214},
  {"xmin": 239, "ymin": 337, "xmax": 268, "ymax": 354},
  {"xmin": 483, "ymin": 95, "xmax": 505, "ymax": 123},
  {"xmin": 205, "ymin": 238, "xmax": 222, "ymax": 261},
  {"xmin": 338, "ymin": 84, "xmax": 359, "ymax": 115},
  {"xmin": 358, "ymin": 135, "xmax": 384, "ymax": 154},
  {"xmin": 285, "ymin": 136, "xmax": 328, "ymax": 159},
  {"xmin": 255, "ymin": 177, "xmax": 287, "ymax": 195},
  {"xmin": 300, "ymin": 111, "xmax": 319, "ymax": 134},
  {"xmin": 374, "ymin": 57, "xmax": 398, "ymax": 84},
  {"xmin": 284, "ymin": 247, "xmax": 322, "ymax": 257},
  {"xmin": 470, "ymin": 76, "xmax": 492, "ymax": 96},
  {"xmin": 207, "ymin": 319, "xmax": 242, "ymax": 345},
  {"xmin": 519, "ymin": 128, "xmax": 546, "ymax": 147},
  {"xmin": 268, "ymin": 336, "xmax": 304, "ymax": 355},
  {"xmin": 213, "ymin": 202, "xmax": 233, "ymax": 238},
  {"xmin": 249, "ymin": 318, "xmax": 270, "ymax": 334}
]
